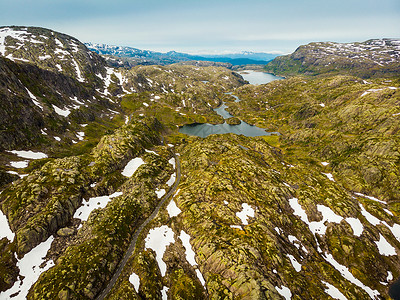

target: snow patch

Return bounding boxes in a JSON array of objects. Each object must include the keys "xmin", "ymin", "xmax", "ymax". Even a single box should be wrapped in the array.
[
  {"xmin": 287, "ymin": 254, "xmax": 301, "ymax": 272},
  {"xmin": 323, "ymin": 253, "xmax": 380, "ymax": 299},
  {"xmin": 179, "ymin": 231, "xmax": 197, "ymax": 266},
  {"xmin": 355, "ymin": 192, "xmax": 386, "ymax": 204},
  {"xmin": 161, "ymin": 286, "xmax": 169, "ymax": 300},
  {"xmin": 322, "ymin": 172, "xmax": 335, "ymax": 181},
  {"xmin": 167, "ymin": 200, "xmax": 181, "ymax": 218},
  {"xmin": 0, "ymin": 209, "xmax": 14, "ymax": 241},
  {"xmin": 322, "ymin": 281, "xmax": 347, "ymax": 300},
  {"xmin": 144, "ymin": 225, "xmax": 175, "ymax": 276},
  {"xmin": 166, "ymin": 173, "xmax": 176, "ymax": 187},
  {"xmin": 275, "ymin": 286, "xmax": 292, "ymax": 300},
  {"xmin": 236, "ymin": 203, "xmax": 255, "ymax": 225},
  {"xmin": 52, "ymin": 104, "xmax": 71, "ymax": 117},
  {"xmin": 156, "ymin": 189, "xmax": 166, "ymax": 198},
  {"xmin": 73, "ymin": 192, "xmax": 122, "ymax": 221},
  {"xmin": 121, "ymin": 157, "xmax": 145, "ymax": 177},
  {"xmin": 375, "ymin": 234, "xmax": 396, "ymax": 256},
  {"xmin": 7, "ymin": 150, "xmax": 47, "ymax": 159},
  {"xmin": 129, "ymin": 272, "xmax": 140, "ymax": 293},
  {"xmin": 345, "ymin": 218, "xmax": 364, "ymax": 237},
  {"xmin": 25, "ymin": 88, "xmax": 43, "ymax": 110},
  {"xmin": 0, "ymin": 236, "xmax": 54, "ymax": 299},
  {"xmin": 10, "ymin": 161, "xmax": 29, "ymax": 168}
]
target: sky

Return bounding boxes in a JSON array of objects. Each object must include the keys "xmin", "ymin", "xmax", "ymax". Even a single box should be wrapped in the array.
[{"xmin": 0, "ymin": 0, "xmax": 399, "ymax": 54}]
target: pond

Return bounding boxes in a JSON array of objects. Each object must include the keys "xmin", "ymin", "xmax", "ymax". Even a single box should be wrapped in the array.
[
  {"xmin": 239, "ymin": 70, "xmax": 285, "ymax": 85},
  {"xmin": 179, "ymin": 72, "xmax": 282, "ymax": 138}
]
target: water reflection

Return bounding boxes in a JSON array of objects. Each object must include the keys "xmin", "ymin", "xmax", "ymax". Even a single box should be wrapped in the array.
[{"xmin": 179, "ymin": 72, "xmax": 282, "ymax": 138}]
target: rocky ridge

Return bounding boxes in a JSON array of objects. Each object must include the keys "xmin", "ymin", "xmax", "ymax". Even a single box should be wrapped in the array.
[{"xmin": 265, "ymin": 39, "xmax": 400, "ymax": 78}]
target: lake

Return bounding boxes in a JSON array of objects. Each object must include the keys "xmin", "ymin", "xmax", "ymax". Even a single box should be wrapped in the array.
[
  {"xmin": 239, "ymin": 70, "xmax": 285, "ymax": 85},
  {"xmin": 179, "ymin": 71, "xmax": 282, "ymax": 138}
]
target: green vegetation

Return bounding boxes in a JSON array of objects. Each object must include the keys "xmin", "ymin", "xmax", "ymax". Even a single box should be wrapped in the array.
[{"xmin": 0, "ymin": 28, "xmax": 399, "ymax": 299}]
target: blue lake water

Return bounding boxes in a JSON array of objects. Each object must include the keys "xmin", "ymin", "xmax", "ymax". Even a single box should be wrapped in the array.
[
  {"xmin": 179, "ymin": 71, "xmax": 282, "ymax": 138},
  {"xmin": 239, "ymin": 70, "xmax": 285, "ymax": 85}
]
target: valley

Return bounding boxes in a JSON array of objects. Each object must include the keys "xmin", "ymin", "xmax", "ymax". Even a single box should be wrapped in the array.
[{"xmin": 0, "ymin": 26, "xmax": 399, "ymax": 300}]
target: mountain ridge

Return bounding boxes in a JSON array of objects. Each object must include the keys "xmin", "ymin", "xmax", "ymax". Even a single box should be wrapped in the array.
[
  {"xmin": 85, "ymin": 42, "xmax": 279, "ymax": 66},
  {"xmin": 265, "ymin": 38, "xmax": 400, "ymax": 78}
]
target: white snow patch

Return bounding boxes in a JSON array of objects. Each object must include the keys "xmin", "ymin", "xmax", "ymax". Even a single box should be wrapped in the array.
[
  {"xmin": 387, "ymin": 271, "xmax": 393, "ymax": 281},
  {"xmin": 156, "ymin": 189, "xmax": 166, "ymax": 198},
  {"xmin": 375, "ymin": 234, "xmax": 396, "ymax": 256},
  {"xmin": 161, "ymin": 286, "xmax": 169, "ymax": 300},
  {"xmin": 230, "ymin": 225, "xmax": 242, "ymax": 229},
  {"xmin": 7, "ymin": 150, "xmax": 47, "ymax": 159},
  {"xmin": 287, "ymin": 254, "xmax": 301, "ymax": 272},
  {"xmin": 0, "ymin": 236, "xmax": 54, "ymax": 299},
  {"xmin": 236, "ymin": 203, "xmax": 255, "ymax": 225},
  {"xmin": 322, "ymin": 172, "xmax": 335, "ymax": 181},
  {"xmin": 289, "ymin": 199, "xmax": 343, "ymax": 236},
  {"xmin": 323, "ymin": 253, "xmax": 380, "ymax": 299},
  {"xmin": 354, "ymin": 192, "xmax": 386, "ymax": 204},
  {"xmin": 0, "ymin": 209, "xmax": 14, "ymax": 241},
  {"xmin": 143, "ymin": 102, "xmax": 149, "ymax": 107},
  {"xmin": 360, "ymin": 203, "xmax": 381, "ymax": 226},
  {"xmin": 322, "ymin": 281, "xmax": 347, "ymax": 300},
  {"xmin": 54, "ymin": 136, "xmax": 61, "ymax": 141},
  {"xmin": 72, "ymin": 59, "xmax": 85, "ymax": 82},
  {"xmin": 76, "ymin": 132, "xmax": 85, "ymax": 141},
  {"xmin": 52, "ymin": 104, "xmax": 71, "ymax": 117},
  {"xmin": 54, "ymin": 38, "xmax": 64, "ymax": 48},
  {"xmin": 38, "ymin": 54, "xmax": 51, "ymax": 60},
  {"xmin": 345, "ymin": 218, "xmax": 364, "ymax": 237},
  {"xmin": 10, "ymin": 161, "xmax": 29, "ymax": 168},
  {"xmin": 321, "ymin": 162, "xmax": 329, "ymax": 166},
  {"xmin": 121, "ymin": 157, "xmax": 145, "ymax": 177},
  {"xmin": 168, "ymin": 157, "xmax": 176, "ymax": 168},
  {"xmin": 384, "ymin": 208, "xmax": 394, "ymax": 216},
  {"xmin": 275, "ymin": 285, "xmax": 292, "ymax": 300},
  {"xmin": 166, "ymin": 173, "xmax": 176, "ymax": 187},
  {"xmin": 145, "ymin": 149, "xmax": 158, "ymax": 155},
  {"xmin": 179, "ymin": 231, "xmax": 197, "ymax": 265},
  {"xmin": 73, "ymin": 192, "xmax": 122, "ymax": 221},
  {"xmin": 144, "ymin": 225, "xmax": 175, "ymax": 276},
  {"xmin": 129, "ymin": 272, "xmax": 140, "ymax": 293},
  {"xmin": 319, "ymin": 103, "xmax": 325, "ymax": 107},
  {"xmin": 25, "ymin": 88, "xmax": 43, "ymax": 110},
  {"xmin": 196, "ymin": 269, "xmax": 206, "ymax": 286},
  {"xmin": 167, "ymin": 200, "xmax": 181, "ymax": 218}
]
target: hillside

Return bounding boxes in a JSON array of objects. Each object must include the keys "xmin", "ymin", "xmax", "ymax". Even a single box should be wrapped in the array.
[
  {"xmin": 0, "ymin": 27, "xmax": 399, "ymax": 300},
  {"xmin": 265, "ymin": 39, "xmax": 400, "ymax": 78}
]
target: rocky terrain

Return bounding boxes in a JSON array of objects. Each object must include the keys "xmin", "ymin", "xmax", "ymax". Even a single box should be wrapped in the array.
[
  {"xmin": 0, "ymin": 27, "xmax": 399, "ymax": 299},
  {"xmin": 265, "ymin": 39, "xmax": 400, "ymax": 78}
]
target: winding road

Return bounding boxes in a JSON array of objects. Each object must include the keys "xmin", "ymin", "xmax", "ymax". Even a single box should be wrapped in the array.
[{"xmin": 96, "ymin": 153, "xmax": 181, "ymax": 300}]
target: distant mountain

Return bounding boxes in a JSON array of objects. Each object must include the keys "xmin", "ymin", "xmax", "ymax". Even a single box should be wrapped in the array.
[
  {"xmin": 265, "ymin": 38, "xmax": 400, "ymax": 78},
  {"xmin": 85, "ymin": 43, "xmax": 279, "ymax": 66}
]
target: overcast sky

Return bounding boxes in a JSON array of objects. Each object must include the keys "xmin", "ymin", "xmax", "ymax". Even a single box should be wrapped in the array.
[{"xmin": 1, "ymin": 0, "xmax": 399, "ymax": 54}]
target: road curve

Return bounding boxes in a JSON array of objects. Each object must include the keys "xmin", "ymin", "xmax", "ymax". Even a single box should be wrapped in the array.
[{"xmin": 96, "ymin": 153, "xmax": 181, "ymax": 300}]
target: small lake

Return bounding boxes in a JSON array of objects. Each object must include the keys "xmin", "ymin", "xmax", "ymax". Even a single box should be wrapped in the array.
[
  {"xmin": 179, "ymin": 72, "xmax": 282, "ymax": 138},
  {"xmin": 239, "ymin": 70, "xmax": 285, "ymax": 85}
]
